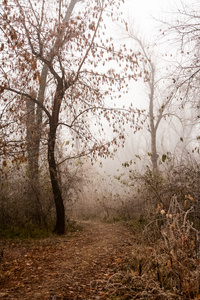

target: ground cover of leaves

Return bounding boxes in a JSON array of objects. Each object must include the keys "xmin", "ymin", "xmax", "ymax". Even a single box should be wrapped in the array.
[
  {"xmin": 0, "ymin": 221, "xmax": 138, "ymax": 299},
  {"xmin": 0, "ymin": 221, "xmax": 183, "ymax": 299}
]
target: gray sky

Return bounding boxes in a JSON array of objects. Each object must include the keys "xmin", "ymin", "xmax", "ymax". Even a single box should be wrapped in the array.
[
  {"xmin": 125, "ymin": 0, "xmax": 192, "ymax": 40},
  {"xmin": 126, "ymin": 0, "xmax": 171, "ymax": 35}
]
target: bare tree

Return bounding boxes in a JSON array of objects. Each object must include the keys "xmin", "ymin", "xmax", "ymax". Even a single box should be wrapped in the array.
[{"xmin": 121, "ymin": 25, "xmax": 174, "ymax": 173}]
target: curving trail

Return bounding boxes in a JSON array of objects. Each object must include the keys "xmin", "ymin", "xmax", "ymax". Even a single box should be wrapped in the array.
[{"xmin": 0, "ymin": 221, "xmax": 136, "ymax": 299}]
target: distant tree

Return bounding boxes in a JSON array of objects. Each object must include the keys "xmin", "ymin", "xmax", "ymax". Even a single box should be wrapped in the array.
[
  {"xmin": 0, "ymin": 0, "xmax": 142, "ymax": 234},
  {"xmin": 121, "ymin": 25, "xmax": 174, "ymax": 173}
]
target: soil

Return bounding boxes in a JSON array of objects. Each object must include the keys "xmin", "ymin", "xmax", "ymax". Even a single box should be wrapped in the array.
[{"xmin": 0, "ymin": 221, "xmax": 139, "ymax": 299}]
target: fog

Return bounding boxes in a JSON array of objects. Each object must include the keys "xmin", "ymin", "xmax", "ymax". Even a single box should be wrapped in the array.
[{"xmin": 0, "ymin": 0, "xmax": 199, "ymax": 232}]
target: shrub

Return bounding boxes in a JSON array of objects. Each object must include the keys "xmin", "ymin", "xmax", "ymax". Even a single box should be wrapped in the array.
[{"xmin": 141, "ymin": 195, "xmax": 200, "ymax": 298}]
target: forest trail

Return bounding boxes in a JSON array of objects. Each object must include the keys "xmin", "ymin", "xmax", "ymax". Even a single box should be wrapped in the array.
[{"xmin": 0, "ymin": 221, "xmax": 139, "ymax": 299}]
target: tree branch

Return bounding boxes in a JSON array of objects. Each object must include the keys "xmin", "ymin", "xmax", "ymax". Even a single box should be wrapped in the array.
[
  {"xmin": 2, "ymin": 86, "xmax": 51, "ymax": 120},
  {"xmin": 74, "ymin": 2, "xmax": 104, "ymax": 81}
]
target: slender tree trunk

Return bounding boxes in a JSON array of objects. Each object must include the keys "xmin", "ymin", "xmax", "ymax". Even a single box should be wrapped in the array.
[
  {"xmin": 48, "ymin": 81, "xmax": 65, "ymax": 234},
  {"xmin": 26, "ymin": 0, "xmax": 80, "ymax": 234},
  {"xmin": 26, "ymin": 65, "xmax": 48, "ymax": 226},
  {"xmin": 150, "ymin": 125, "xmax": 158, "ymax": 173},
  {"xmin": 48, "ymin": 129, "xmax": 65, "ymax": 234},
  {"xmin": 45, "ymin": 0, "xmax": 80, "ymax": 234},
  {"xmin": 132, "ymin": 37, "xmax": 159, "ymax": 174},
  {"xmin": 149, "ymin": 64, "xmax": 158, "ymax": 173},
  {"xmin": 26, "ymin": 96, "xmax": 43, "ymax": 225},
  {"xmin": 34, "ymin": 63, "xmax": 49, "ymax": 168},
  {"xmin": 26, "ymin": 95, "xmax": 38, "ymax": 179}
]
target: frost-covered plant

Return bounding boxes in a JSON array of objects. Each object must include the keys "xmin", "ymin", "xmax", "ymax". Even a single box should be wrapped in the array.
[{"xmin": 157, "ymin": 195, "xmax": 200, "ymax": 298}]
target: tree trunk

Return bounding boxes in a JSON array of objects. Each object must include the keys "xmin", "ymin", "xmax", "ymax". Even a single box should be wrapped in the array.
[
  {"xmin": 26, "ymin": 96, "xmax": 43, "ymax": 225},
  {"xmin": 48, "ymin": 129, "xmax": 65, "ymax": 234},
  {"xmin": 48, "ymin": 81, "xmax": 65, "ymax": 235},
  {"xmin": 26, "ymin": 95, "xmax": 39, "ymax": 179},
  {"xmin": 26, "ymin": 0, "xmax": 81, "ymax": 234},
  {"xmin": 149, "ymin": 64, "xmax": 158, "ymax": 174},
  {"xmin": 26, "ymin": 65, "xmax": 48, "ymax": 226},
  {"xmin": 150, "ymin": 125, "xmax": 158, "ymax": 173},
  {"xmin": 34, "ymin": 63, "xmax": 49, "ymax": 169}
]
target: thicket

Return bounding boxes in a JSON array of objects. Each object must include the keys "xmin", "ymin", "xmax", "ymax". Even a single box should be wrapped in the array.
[
  {"xmin": 113, "ymin": 155, "xmax": 200, "ymax": 298},
  {"xmin": 112, "ymin": 154, "xmax": 200, "ymax": 223},
  {"xmin": 0, "ymin": 159, "xmax": 82, "ymax": 238}
]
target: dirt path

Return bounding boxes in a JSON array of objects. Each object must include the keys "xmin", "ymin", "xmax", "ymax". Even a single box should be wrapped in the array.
[{"xmin": 0, "ymin": 221, "xmax": 137, "ymax": 299}]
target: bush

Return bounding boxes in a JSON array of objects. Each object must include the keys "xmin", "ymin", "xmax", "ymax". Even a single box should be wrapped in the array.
[
  {"xmin": 0, "ymin": 166, "xmax": 55, "ymax": 237},
  {"xmin": 141, "ymin": 195, "xmax": 200, "ymax": 298},
  {"xmin": 159, "ymin": 195, "xmax": 200, "ymax": 298},
  {"xmin": 128, "ymin": 160, "xmax": 200, "ymax": 223}
]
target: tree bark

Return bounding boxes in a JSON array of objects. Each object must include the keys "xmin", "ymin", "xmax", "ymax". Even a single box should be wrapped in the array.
[
  {"xmin": 48, "ymin": 81, "xmax": 65, "ymax": 234},
  {"xmin": 48, "ymin": 131, "xmax": 65, "ymax": 234},
  {"xmin": 26, "ymin": 66, "xmax": 48, "ymax": 226},
  {"xmin": 34, "ymin": 64, "xmax": 49, "ymax": 165},
  {"xmin": 26, "ymin": 93, "xmax": 39, "ymax": 179},
  {"xmin": 26, "ymin": 94, "xmax": 43, "ymax": 225},
  {"xmin": 149, "ymin": 64, "xmax": 158, "ymax": 173}
]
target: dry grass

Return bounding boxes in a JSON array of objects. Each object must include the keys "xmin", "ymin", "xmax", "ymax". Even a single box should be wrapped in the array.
[{"xmin": 123, "ymin": 195, "xmax": 200, "ymax": 299}]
